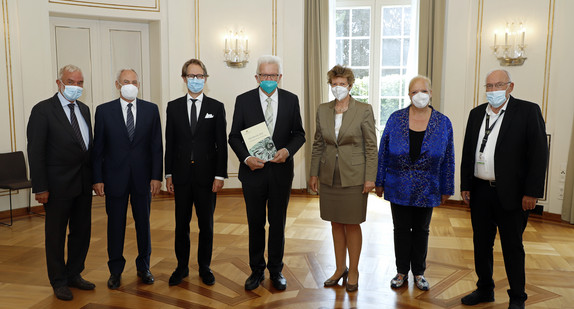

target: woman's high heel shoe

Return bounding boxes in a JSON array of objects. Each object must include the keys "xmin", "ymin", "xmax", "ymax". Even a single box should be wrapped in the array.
[
  {"xmin": 346, "ymin": 272, "xmax": 359, "ymax": 292},
  {"xmin": 324, "ymin": 268, "xmax": 348, "ymax": 287}
]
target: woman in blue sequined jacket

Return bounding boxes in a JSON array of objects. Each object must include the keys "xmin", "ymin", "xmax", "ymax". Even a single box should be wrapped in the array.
[{"xmin": 375, "ymin": 76, "xmax": 454, "ymax": 292}]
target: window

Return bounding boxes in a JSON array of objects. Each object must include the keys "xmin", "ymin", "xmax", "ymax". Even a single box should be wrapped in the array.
[{"xmin": 333, "ymin": 0, "xmax": 418, "ymax": 136}]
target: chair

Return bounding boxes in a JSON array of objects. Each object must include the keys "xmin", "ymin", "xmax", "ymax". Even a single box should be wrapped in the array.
[{"xmin": 0, "ymin": 151, "xmax": 33, "ymax": 226}]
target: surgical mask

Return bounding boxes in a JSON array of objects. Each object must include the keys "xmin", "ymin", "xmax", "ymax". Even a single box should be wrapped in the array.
[
  {"xmin": 411, "ymin": 92, "xmax": 430, "ymax": 108},
  {"xmin": 486, "ymin": 90, "xmax": 507, "ymax": 108},
  {"xmin": 260, "ymin": 80, "xmax": 278, "ymax": 94},
  {"xmin": 331, "ymin": 86, "xmax": 349, "ymax": 101},
  {"xmin": 60, "ymin": 83, "xmax": 83, "ymax": 101},
  {"xmin": 120, "ymin": 84, "xmax": 138, "ymax": 101},
  {"xmin": 187, "ymin": 78, "xmax": 205, "ymax": 93}
]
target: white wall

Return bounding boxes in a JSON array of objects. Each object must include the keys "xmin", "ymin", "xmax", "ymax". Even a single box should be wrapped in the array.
[{"xmin": 442, "ymin": 0, "xmax": 574, "ymax": 214}]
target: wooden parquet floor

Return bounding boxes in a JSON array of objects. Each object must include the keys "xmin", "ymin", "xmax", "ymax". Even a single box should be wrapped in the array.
[{"xmin": 1, "ymin": 194, "xmax": 574, "ymax": 308}]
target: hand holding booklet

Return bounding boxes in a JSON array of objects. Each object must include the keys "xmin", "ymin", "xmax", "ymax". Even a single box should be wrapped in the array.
[{"xmin": 241, "ymin": 122, "xmax": 277, "ymax": 161}]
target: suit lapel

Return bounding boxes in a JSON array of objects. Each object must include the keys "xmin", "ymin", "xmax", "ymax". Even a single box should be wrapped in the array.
[
  {"xmin": 495, "ymin": 96, "xmax": 514, "ymax": 149},
  {"xmin": 337, "ymin": 97, "xmax": 358, "ymax": 143},
  {"xmin": 194, "ymin": 96, "xmax": 209, "ymax": 135},
  {"xmin": 77, "ymin": 101, "xmax": 93, "ymax": 145},
  {"xmin": 325, "ymin": 101, "xmax": 336, "ymax": 143},
  {"xmin": 50, "ymin": 95, "xmax": 85, "ymax": 150},
  {"xmin": 111, "ymin": 100, "xmax": 131, "ymax": 142}
]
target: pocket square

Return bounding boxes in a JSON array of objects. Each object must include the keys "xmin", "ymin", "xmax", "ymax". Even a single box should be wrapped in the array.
[{"xmin": 205, "ymin": 113, "xmax": 214, "ymax": 119}]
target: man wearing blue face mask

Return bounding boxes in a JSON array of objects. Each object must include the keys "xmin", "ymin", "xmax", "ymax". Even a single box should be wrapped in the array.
[
  {"xmin": 165, "ymin": 59, "xmax": 228, "ymax": 286},
  {"xmin": 460, "ymin": 69, "xmax": 548, "ymax": 309},
  {"xmin": 229, "ymin": 55, "xmax": 306, "ymax": 291},
  {"xmin": 92, "ymin": 69, "xmax": 163, "ymax": 290},
  {"xmin": 27, "ymin": 65, "xmax": 94, "ymax": 301}
]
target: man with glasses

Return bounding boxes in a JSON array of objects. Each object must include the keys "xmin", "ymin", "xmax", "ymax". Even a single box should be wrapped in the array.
[
  {"xmin": 229, "ymin": 55, "xmax": 305, "ymax": 291},
  {"xmin": 165, "ymin": 59, "xmax": 228, "ymax": 286},
  {"xmin": 92, "ymin": 68, "xmax": 163, "ymax": 289},
  {"xmin": 27, "ymin": 64, "xmax": 94, "ymax": 301},
  {"xmin": 460, "ymin": 69, "xmax": 548, "ymax": 309}
]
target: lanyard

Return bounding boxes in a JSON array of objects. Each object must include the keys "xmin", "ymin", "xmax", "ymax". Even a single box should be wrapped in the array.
[{"xmin": 479, "ymin": 110, "xmax": 505, "ymax": 153}]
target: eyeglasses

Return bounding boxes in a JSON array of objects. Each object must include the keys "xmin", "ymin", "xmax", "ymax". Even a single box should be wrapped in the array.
[
  {"xmin": 185, "ymin": 74, "xmax": 207, "ymax": 79},
  {"xmin": 258, "ymin": 74, "xmax": 280, "ymax": 80},
  {"xmin": 119, "ymin": 80, "xmax": 138, "ymax": 86},
  {"xmin": 485, "ymin": 82, "xmax": 510, "ymax": 90}
]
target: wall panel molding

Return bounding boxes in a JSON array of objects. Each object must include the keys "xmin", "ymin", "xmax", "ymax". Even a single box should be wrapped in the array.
[{"xmin": 48, "ymin": 0, "xmax": 160, "ymax": 12}]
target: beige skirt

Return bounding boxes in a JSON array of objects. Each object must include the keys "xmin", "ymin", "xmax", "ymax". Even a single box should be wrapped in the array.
[{"xmin": 319, "ymin": 159, "xmax": 367, "ymax": 224}]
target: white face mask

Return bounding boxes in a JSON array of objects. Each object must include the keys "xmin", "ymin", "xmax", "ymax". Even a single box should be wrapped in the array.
[
  {"xmin": 411, "ymin": 92, "xmax": 430, "ymax": 108},
  {"xmin": 120, "ymin": 84, "xmax": 139, "ymax": 101},
  {"xmin": 331, "ymin": 85, "xmax": 349, "ymax": 101}
]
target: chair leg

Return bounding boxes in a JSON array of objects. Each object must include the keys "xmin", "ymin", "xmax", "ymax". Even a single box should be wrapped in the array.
[{"xmin": 0, "ymin": 190, "xmax": 13, "ymax": 226}]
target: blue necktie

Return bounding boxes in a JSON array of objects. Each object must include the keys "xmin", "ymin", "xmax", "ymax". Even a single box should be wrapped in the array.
[{"xmin": 127, "ymin": 103, "xmax": 134, "ymax": 141}]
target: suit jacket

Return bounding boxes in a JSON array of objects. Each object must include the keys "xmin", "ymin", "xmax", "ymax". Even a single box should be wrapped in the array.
[
  {"xmin": 460, "ymin": 95, "xmax": 548, "ymax": 210},
  {"xmin": 164, "ymin": 94, "xmax": 228, "ymax": 185},
  {"xmin": 92, "ymin": 98, "xmax": 163, "ymax": 197},
  {"xmin": 229, "ymin": 88, "xmax": 306, "ymax": 186},
  {"xmin": 27, "ymin": 93, "xmax": 93, "ymax": 198},
  {"xmin": 310, "ymin": 97, "xmax": 377, "ymax": 187},
  {"xmin": 376, "ymin": 106, "xmax": 455, "ymax": 207}
]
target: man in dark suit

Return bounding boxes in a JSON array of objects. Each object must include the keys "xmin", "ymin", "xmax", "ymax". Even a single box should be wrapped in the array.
[
  {"xmin": 27, "ymin": 64, "xmax": 95, "ymax": 301},
  {"xmin": 165, "ymin": 59, "xmax": 227, "ymax": 286},
  {"xmin": 460, "ymin": 69, "xmax": 548, "ymax": 309},
  {"xmin": 92, "ymin": 69, "xmax": 163, "ymax": 289},
  {"xmin": 229, "ymin": 55, "xmax": 306, "ymax": 291}
]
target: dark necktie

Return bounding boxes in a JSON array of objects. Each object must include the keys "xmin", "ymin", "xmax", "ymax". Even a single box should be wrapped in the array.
[
  {"xmin": 68, "ymin": 103, "xmax": 86, "ymax": 151},
  {"xmin": 190, "ymin": 98, "xmax": 198, "ymax": 135},
  {"xmin": 127, "ymin": 103, "xmax": 135, "ymax": 141}
]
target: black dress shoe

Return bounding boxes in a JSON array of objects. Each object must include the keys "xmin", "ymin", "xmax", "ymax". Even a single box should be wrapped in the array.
[
  {"xmin": 68, "ymin": 275, "xmax": 96, "ymax": 290},
  {"xmin": 137, "ymin": 269, "xmax": 155, "ymax": 284},
  {"xmin": 107, "ymin": 274, "xmax": 121, "ymax": 290},
  {"xmin": 461, "ymin": 289, "xmax": 495, "ymax": 305},
  {"xmin": 169, "ymin": 268, "xmax": 189, "ymax": 286},
  {"xmin": 53, "ymin": 286, "xmax": 73, "ymax": 301},
  {"xmin": 508, "ymin": 300, "xmax": 525, "ymax": 309},
  {"xmin": 199, "ymin": 269, "xmax": 216, "ymax": 285},
  {"xmin": 244, "ymin": 271, "xmax": 265, "ymax": 290},
  {"xmin": 270, "ymin": 272, "xmax": 287, "ymax": 291}
]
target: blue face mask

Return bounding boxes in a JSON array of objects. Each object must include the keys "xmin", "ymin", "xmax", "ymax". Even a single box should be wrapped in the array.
[
  {"xmin": 61, "ymin": 83, "xmax": 83, "ymax": 101},
  {"xmin": 260, "ymin": 80, "xmax": 278, "ymax": 94},
  {"xmin": 187, "ymin": 78, "xmax": 205, "ymax": 93},
  {"xmin": 486, "ymin": 90, "xmax": 507, "ymax": 108}
]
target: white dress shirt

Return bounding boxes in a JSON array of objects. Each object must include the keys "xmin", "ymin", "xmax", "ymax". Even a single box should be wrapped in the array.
[
  {"xmin": 474, "ymin": 100, "xmax": 509, "ymax": 180},
  {"xmin": 334, "ymin": 113, "xmax": 343, "ymax": 140},
  {"xmin": 120, "ymin": 97, "xmax": 137, "ymax": 127},
  {"xmin": 187, "ymin": 93, "xmax": 204, "ymax": 125},
  {"xmin": 57, "ymin": 92, "xmax": 90, "ymax": 148}
]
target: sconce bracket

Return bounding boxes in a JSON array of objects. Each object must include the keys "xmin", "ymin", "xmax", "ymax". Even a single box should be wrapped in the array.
[
  {"xmin": 497, "ymin": 57, "xmax": 527, "ymax": 66},
  {"xmin": 225, "ymin": 60, "xmax": 248, "ymax": 68}
]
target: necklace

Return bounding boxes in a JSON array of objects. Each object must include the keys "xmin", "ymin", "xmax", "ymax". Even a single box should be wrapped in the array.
[{"xmin": 335, "ymin": 104, "xmax": 348, "ymax": 113}]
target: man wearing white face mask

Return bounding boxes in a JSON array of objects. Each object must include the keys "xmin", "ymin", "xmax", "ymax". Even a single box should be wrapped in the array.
[
  {"xmin": 92, "ymin": 68, "xmax": 163, "ymax": 290},
  {"xmin": 460, "ymin": 70, "xmax": 548, "ymax": 309},
  {"xmin": 375, "ymin": 75, "xmax": 454, "ymax": 292},
  {"xmin": 27, "ymin": 64, "xmax": 95, "ymax": 301}
]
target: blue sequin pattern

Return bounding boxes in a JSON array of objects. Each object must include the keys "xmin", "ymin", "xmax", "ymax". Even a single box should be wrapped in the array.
[{"xmin": 376, "ymin": 107, "xmax": 455, "ymax": 207}]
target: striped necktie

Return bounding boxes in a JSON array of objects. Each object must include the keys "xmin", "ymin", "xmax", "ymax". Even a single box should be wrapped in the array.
[
  {"xmin": 68, "ymin": 103, "xmax": 86, "ymax": 151},
  {"xmin": 126, "ymin": 103, "xmax": 134, "ymax": 141},
  {"xmin": 265, "ymin": 97, "xmax": 274, "ymax": 134}
]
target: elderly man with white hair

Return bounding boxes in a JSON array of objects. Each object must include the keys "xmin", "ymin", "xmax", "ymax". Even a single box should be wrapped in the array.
[{"xmin": 229, "ymin": 55, "xmax": 305, "ymax": 291}]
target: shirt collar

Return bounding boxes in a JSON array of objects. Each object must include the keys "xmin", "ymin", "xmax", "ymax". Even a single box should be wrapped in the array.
[
  {"xmin": 120, "ymin": 97, "xmax": 137, "ymax": 110},
  {"xmin": 259, "ymin": 87, "xmax": 279, "ymax": 103},
  {"xmin": 187, "ymin": 92, "xmax": 204, "ymax": 102}
]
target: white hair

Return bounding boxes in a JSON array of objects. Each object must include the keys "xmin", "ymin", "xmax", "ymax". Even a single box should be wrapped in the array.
[
  {"xmin": 256, "ymin": 55, "xmax": 283, "ymax": 75},
  {"xmin": 485, "ymin": 69, "xmax": 512, "ymax": 83},
  {"xmin": 116, "ymin": 68, "xmax": 139, "ymax": 82},
  {"xmin": 58, "ymin": 64, "xmax": 82, "ymax": 80}
]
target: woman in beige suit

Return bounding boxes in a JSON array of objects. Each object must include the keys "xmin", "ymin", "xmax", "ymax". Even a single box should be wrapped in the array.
[{"xmin": 309, "ymin": 65, "xmax": 378, "ymax": 292}]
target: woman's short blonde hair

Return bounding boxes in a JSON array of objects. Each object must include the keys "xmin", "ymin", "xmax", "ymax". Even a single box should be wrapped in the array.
[
  {"xmin": 327, "ymin": 65, "xmax": 355, "ymax": 86},
  {"xmin": 408, "ymin": 75, "xmax": 432, "ymax": 92}
]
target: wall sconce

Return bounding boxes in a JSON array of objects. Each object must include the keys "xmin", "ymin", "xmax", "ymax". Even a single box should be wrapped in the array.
[
  {"xmin": 492, "ymin": 22, "xmax": 527, "ymax": 66},
  {"xmin": 224, "ymin": 29, "xmax": 249, "ymax": 68}
]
